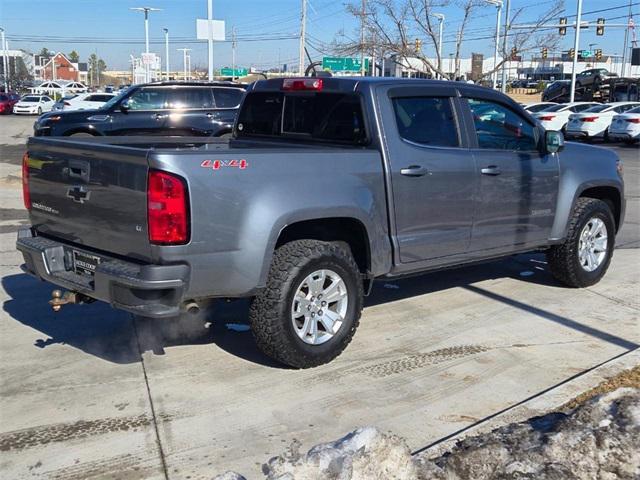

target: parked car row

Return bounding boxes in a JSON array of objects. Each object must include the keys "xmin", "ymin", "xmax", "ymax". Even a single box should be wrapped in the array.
[{"xmin": 524, "ymin": 100, "xmax": 640, "ymax": 144}]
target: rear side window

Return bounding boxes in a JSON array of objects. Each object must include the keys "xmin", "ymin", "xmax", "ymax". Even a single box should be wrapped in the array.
[
  {"xmin": 88, "ymin": 94, "xmax": 113, "ymax": 102},
  {"xmin": 236, "ymin": 91, "xmax": 367, "ymax": 145},
  {"xmin": 392, "ymin": 97, "xmax": 459, "ymax": 147},
  {"xmin": 165, "ymin": 87, "xmax": 214, "ymax": 109},
  {"xmin": 213, "ymin": 88, "xmax": 243, "ymax": 108}
]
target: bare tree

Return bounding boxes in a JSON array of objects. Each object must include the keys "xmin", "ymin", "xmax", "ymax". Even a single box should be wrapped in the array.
[{"xmin": 333, "ymin": 0, "xmax": 563, "ymax": 80}]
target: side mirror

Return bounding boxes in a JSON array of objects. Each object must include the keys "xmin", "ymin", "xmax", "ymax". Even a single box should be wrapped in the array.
[
  {"xmin": 545, "ymin": 130, "xmax": 565, "ymax": 154},
  {"xmin": 119, "ymin": 99, "xmax": 130, "ymax": 112}
]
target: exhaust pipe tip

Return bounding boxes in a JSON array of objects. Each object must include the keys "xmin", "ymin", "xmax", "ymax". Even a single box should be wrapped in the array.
[{"xmin": 184, "ymin": 301, "xmax": 200, "ymax": 315}]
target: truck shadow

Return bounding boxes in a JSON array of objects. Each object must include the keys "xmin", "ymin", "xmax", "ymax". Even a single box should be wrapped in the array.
[{"xmin": 3, "ymin": 251, "xmax": 635, "ymax": 366}]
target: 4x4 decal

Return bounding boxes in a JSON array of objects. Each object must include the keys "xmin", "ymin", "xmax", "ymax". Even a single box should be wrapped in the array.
[{"xmin": 200, "ymin": 159, "xmax": 248, "ymax": 171}]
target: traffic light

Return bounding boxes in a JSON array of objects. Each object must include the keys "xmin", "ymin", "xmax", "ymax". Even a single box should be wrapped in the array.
[
  {"xmin": 510, "ymin": 47, "xmax": 518, "ymax": 60},
  {"xmin": 568, "ymin": 48, "xmax": 575, "ymax": 59},
  {"xmin": 415, "ymin": 38, "xmax": 423, "ymax": 51},
  {"xmin": 595, "ymin": 49, "xmax": 603, "ymax": 60},
  {"xmin": 541, "ymin": 47, "xmax": 548, "ymax": 59},
  {"xmin": 596, "ymin": 18, "xmax": 605, "ymax": 36},
  {"xmin": 559, "ymin": 17, "xmax": 567, "ymax": 36}
]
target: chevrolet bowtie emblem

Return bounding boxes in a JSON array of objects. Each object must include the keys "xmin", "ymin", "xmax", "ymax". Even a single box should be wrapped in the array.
[{"xmin": 67, "ymin": 186, "xmax": 91, "ymax": 203}]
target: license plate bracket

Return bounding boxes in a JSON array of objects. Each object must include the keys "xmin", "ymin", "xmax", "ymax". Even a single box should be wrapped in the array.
[{"xmin": 72, "ymin": 250, "xmax": 101, "ymax": 276}]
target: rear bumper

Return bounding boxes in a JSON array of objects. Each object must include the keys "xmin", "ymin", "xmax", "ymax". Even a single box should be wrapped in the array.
[{"xmin": 17, "ymin": 228, "xmax": 189, "ymax": 318}]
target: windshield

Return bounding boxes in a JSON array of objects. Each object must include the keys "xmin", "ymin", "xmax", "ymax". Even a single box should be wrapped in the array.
[
  {"xmin": 583, "ymin": 104, "xmax": 609, "ymax": 113},
  {"xmin": 101, "ymin": 87, "xmax": 132, "ymax": 110},
  {"xmin": 22, "ymin": 96, "xmax": 40, "ymax": 102},
  {"xmin": 540, "ymin": 104, "xmax": 568, "ymax": 112}
]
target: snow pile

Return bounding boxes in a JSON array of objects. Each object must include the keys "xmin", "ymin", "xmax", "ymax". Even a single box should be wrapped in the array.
[{"xmin": 213, "ymin": 388, "xmax": 640, "ymax": 480}]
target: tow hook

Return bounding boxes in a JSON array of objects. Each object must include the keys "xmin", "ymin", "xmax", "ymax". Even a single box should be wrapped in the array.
[{"xmin": 49, "ymin": 290, "xmax": 93, "ymax": 312}]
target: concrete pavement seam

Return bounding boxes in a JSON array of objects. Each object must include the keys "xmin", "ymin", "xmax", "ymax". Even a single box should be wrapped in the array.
[{"xmin": 132, "ymin": 315, "xmax": 170, "ymax": 480}]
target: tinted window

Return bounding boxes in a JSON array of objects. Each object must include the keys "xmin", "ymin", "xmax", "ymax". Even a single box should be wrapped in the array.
[
  {"xmin": 22, "ymin": 96, "xmax": 39, "ymax": 102},
  {"xmin": 528, "ymin": 103, "xmax": 554, "ymax": 112},
  {"xmin": 392, "ymin": 97, "xmax": 458, "ymax": 147},
  {"xmin": 127, "ymin": 88, "xmax": 167, "ymax": 110},
  {"xmin": 615, "ymin": 104, "xmax": 639, "ymax": 113},
  {"xmin": 165, "ymin": 87, "xmax": 214, "ymax": 109},
  {"xmin": 467, "ymin": 98, "xmax": 538, "ymax": 151},
  {"xmin": 43, "ymin": 97, "xmax": 52, "ymax": 102},
  {"xmin": 213, "ymin": 88, "xmax": 243, "ymax": 108},
  {"xmin": 237, "ymin": 92, "xmax": 366, "ymax": 145},
  {"xmin": 541, "ymin": 104, "xmax": 567, "ymax": 112},
  {"xmin": 88, "ymin": 94, "xmax": 113, "ymax": 102},
  {"xmin": 583, "ymin": 104, "xmax": 608, "ymax": 113},
  {"xmin": 628, "ymin": 106, "xmax": 640, "ymax": 113}
]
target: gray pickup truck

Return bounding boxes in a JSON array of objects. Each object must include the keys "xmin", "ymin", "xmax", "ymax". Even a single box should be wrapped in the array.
[{"xmin": 17, "ymin": 77, "xmax": 625, "ymax": 368}]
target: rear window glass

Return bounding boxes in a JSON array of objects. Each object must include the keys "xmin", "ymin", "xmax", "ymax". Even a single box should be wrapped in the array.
[
  {"xmin": 213, "ymin": 88, "xmax": 243, "ymax": 108},
  {"xmin": 236, "ymin": 91, "xmax": 367, "ymax": 145},
  {"xmin": 540, "ymin": 104, "xmax": 567, "ymax": 112},
  {"xmin": 22, "ymin": 96, "xmax": 40, "ymax": 102},
  {"xmin": 628, "ymin": 106, "xmax": 640, "ymax": 113},
  {"xmin": 583, "ymin": 104, "xmax": 609, "ymax": 113}
]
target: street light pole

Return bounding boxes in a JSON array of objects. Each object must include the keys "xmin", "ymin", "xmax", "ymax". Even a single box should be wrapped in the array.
[
  {"xmin": 131, "ymin": 7, "xmax": 161, "ymax": 83},
  {"xmin": 207, "ymin": 0, "xmax": 214, "ymax": 80},
  {"xmin": 433, "ymin": 14, "xmax": 445, "ymax": 79},
  {"xmin": 360, "ymin": 0, "xmax": 366, "ymax": 76},
  {"xmin": 177, "ymin": 48, "xmax": 191, "ymax": 81},
  {"xmin": 232, "ymin": 27, "xmax": 237, "ymax": 82},
  {"xmin": 621, "ymin": 0, "xmax": 632, "ymax": 77},
  {"xmin": 163, "ymin": 28, "xmax": 169, "ymax": 80},
  {"xmin": 569, "ymin": 0, "xmax": 583, "ymax": 102},
  {"xmin": 485, "ymin": 0, "xmax": 503, "ymax": 89},
  {"xmin": 500, "ymin": 0, "xmax": 510, "ymax": 93}
]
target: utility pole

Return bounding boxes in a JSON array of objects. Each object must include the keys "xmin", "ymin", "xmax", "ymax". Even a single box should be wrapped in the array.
[
  {"xmin": 130, "ymin": 7, "xmax": 161, "ymax": 82},
  {"xmin": 207, "ymin": 0, "xmax": 214, "ymax": 80},
  {"xmin": 433, "ymin": 14, "xmax": 445, "ymax": 79},
  {"xmin": 0, "ymin": 28, "xmax": 7, "ymax": 93},
  {"xmin": 187, "ymin": 53, "xmax": 191, "ymax": 80},
  {"xmin": 360, "ymin": 0, "xmax": 366, "ymax": 76},
  {"xmin": 569, "ymin": 0, "xmax": 583, "ymax": 102},
  {"xmin": 232, "ymin": 27, "xmax": 237, "ymax": 81},
  {"xmin": 299, "ymin": 0, "xmax": 307, "ymax": 74},
  {"xmin": 178, "ymin": 48, "xmax": 191, "ymax": 81},
  {"xmin": 500, "ymin": 0, "xmax": 510, "ymax": 93},
  {"xmin": 163, "ymin": 28, "xmax": 169, "ymax": 80},
  {"xmin": 621, "ymin": 0, "xmax": 632, "ymax": 77}
]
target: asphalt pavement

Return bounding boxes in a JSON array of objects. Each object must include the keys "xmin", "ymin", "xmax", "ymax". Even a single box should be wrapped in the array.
[{"xmin": 0, "ymin": 114, "xmax": 638, "ymax": 479}]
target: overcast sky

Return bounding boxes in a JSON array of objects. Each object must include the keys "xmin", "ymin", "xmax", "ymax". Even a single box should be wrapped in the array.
[{"xmin": 0, "ymin": 0, "xmax": 637, "ymax": 71}]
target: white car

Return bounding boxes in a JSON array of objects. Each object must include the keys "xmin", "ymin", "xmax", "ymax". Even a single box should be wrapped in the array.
[
  {"xmin": 52, "ymin": 92, "xmax": 116, "ymax": 111},
  {"xmin": 608, "ymin": 105, "xmax": 640, "ymax": 144},
  {"xmin": 13, "ymin": 95, "xmax": 56, "ymax": 115},
  {"xmin": 565, "ymin": 102, "xmax": 640, "ymax": 141},
  {"xmin": 523, "ymin": 102, "xmax": 557, "ymax": 113},
  {"xmin": 532, "ymin": 102, "xmax": 599, "ymax": 133}
]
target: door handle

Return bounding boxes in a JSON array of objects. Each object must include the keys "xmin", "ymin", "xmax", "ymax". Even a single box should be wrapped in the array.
[
  {"xmin": 481, "ymin": 165, "xmax": 502, "ymax": 176},
  {"xmin": 400, "ymin": 165, "xmax": 429, "ymax": 177},
  {"xmin": 206, "ymin": 113, "xmax": 213, "ymax": 118},
  {"xmin": 154, "ymin": 113, "xmax": 166, "ymax": 120}
]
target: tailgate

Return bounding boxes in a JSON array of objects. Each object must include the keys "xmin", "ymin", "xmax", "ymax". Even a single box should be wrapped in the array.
[{"xmin": 25, "ymin": 138, "xmax": 151, "ymax": 261}]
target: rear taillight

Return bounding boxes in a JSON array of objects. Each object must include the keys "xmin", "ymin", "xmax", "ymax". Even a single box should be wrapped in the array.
[
  {"xmin": 22, "ymin": 152, "xmax": 31, "ymax": 210},
  {"xmin": 147, "ymin": 170, "xmax": 189, "ymax": 245},
  {"xmin": 582, "ymin": 116, "xmax": 598, "ymax": 122},
  {"xmin": 625, "ymin": 118, "xmax": 640, "ymax": 123},
  {"xmin": 538, "ymin": 115, "xmax": 555, "ymax": 121},
  {"xmin": 282, "ymin": 78, "xmax": 323, "ymax": 91}
]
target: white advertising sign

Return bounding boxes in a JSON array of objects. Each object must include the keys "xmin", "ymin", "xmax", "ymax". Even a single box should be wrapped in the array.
[{"xmin": 196, "ymin": 19, "xmax": 225, "ymax": 41}]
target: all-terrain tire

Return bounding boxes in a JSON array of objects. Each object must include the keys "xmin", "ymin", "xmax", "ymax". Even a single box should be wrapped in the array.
[
  {"xmin": 547, "ymin": 198, "xmax": 615, "ymax": 288},
  {"xmin": 249, "ymin": 240, "xmax": 363, "ymax": 368}
]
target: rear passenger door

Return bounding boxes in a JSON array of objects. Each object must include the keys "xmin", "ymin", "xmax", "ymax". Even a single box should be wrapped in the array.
[
  {"xmin": 211, "ymin": 87, "xmax": 245, "ymax": 135},
  {"xmin": 461, "ymin": 95, "xmax": 559, "ymax": 252},
  {"xmin": 162, "ymin": 86, "xmax": 216, "ymax": 136},
  {"xmin": 379, "ymin": 86, "xmax": 477, "ymax": 263}
]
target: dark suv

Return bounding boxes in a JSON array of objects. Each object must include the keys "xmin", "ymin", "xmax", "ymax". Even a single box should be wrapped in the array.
[{"xmin": 34, "ymin": 82, "xmax": 246, "ymax": 137}]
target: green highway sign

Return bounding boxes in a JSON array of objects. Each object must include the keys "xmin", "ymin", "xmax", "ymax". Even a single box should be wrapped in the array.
[
  {"xmin": 220, "ymin": 67, "xmax": 248, "ymax": 77},
  {"xmin": 322, "ymin": 57, "xmax": 370, "ymax": 73},
  {"xmin": 581, "ymin": 50, "xmax": 592, "ymax": 58}
]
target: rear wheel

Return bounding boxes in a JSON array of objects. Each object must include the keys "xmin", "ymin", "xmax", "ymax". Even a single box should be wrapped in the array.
[
  {"xmin": 249, "ymin": 240, "xmax": 363, "ymax": 368},
  {"xmin": 547, "ymin": 198, "xmax": 615, "ymax": 288}
]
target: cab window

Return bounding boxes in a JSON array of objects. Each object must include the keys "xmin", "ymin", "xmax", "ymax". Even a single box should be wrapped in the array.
[
  {"xmin": 392, "ymin": 97, "xmax": 459, "ymax": 147},
  {"xmin": 466, "ymin": 98, "xmax": 538, "ymax": 151}
]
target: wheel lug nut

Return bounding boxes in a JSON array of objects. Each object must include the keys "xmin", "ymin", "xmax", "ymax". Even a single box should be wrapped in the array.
[
  {"xmin": 311, "ymin": 312, "xmax": 315, "ymax": 317},
  {"xmin": 318, "ymin": 310, "xmax": 323, "ymax": 316},
  {"xmin": 321, "ymin": 301, "xmax": 326, "ymax": 307}
]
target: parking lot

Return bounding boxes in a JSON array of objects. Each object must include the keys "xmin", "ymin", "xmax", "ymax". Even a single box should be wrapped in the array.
[{"xmin": 0, "ymin": 114, "xmax": 638, "ymax": 479}]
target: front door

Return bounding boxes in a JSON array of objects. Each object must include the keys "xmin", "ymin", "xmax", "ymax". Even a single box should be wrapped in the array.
[
  {"xmin": 379, "ymin": 87, "xmax": 477, "ymax": 263},
  {"xmin": 462, "ymin": 96, "xmax": 559, "ymax": 252},
  {"xmin": 107, "ymin": 86, "xmax": 169, "ymax": 136}
]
